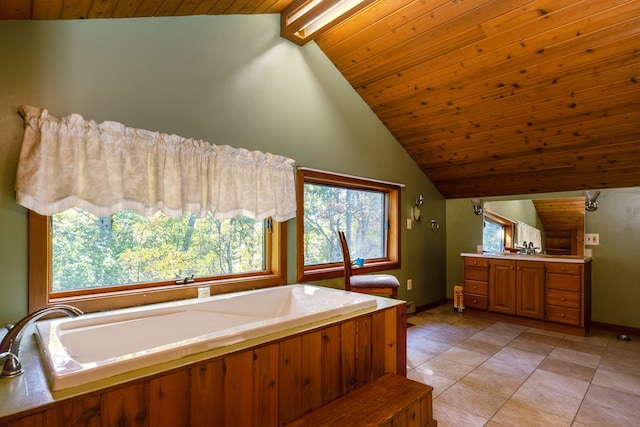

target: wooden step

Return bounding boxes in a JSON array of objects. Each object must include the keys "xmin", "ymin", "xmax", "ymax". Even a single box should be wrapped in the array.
[{"xmin": 284, "ymin": 373, "xmax": 436, "ymax": 427}]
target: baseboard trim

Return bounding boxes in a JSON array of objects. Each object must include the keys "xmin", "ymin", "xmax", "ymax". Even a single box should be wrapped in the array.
[
  {"xmin": 591, "ymin": 321, "xmax": 640, "ymax": 337},
  {"xmin": 445, "ymin": 298, "xmax": 639, "ymax": 337},
  {"xmin": 415, "ymin": 298, "xmax": 448, "ymax": 314}
]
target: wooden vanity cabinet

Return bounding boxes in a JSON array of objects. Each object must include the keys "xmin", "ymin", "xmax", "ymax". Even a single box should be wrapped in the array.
[
  {"xmin": 488, "ymin": 259, "xmax": 545, "ymax": 319},
  {"xmin": 515, "ymin": 261, "xmax": 545, "ymax": 319},
  {"xmin": 462, "ymin": 255, "xmax": 591, "ymax": 335},
  {"xmin": 545, "ymin": 262, "xmax": 587, "ymax": 327},
  {"xmin": 462, "ymin": 257, "xmax": 489, "ymax": 310}
]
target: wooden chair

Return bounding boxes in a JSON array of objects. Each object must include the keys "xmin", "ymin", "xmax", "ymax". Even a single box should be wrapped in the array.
[{"xmin": 337, "ymin": 231, "xmax": 399, "ymax": 298}]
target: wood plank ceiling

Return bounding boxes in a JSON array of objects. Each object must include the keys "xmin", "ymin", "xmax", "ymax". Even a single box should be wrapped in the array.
[{"xmin": 2, "ymin": 0, "xmax": 639, "ymax": 199}]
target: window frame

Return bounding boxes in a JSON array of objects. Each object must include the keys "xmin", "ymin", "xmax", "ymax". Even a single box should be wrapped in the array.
[
  {"xmin": 296, "ymin": 168, "xmax": 401, "ymax": 283},
  {"xmin": 483, "ymin": 210, "xmax": 515, "ymax": 252},
  {"xmin": 28, "ymin": 210, "xmax": 287, "ymax": 314}
]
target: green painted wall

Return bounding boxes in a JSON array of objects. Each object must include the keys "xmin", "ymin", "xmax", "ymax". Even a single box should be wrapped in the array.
[
  {"xmin": 446, "ymin": 188, "xmax": 640, "ymax": 329},
  {"xmin": 0, "ymin": 16, "xmax": 446, "ymax": 324}
]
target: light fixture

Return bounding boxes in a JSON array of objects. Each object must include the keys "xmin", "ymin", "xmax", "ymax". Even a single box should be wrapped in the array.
[
  {"xmin": 585, "ymin": 190, "xmax": 601, "ymax": 212},
  {"xmin": 430, "ymin": 219, "xmax": 440, "ymax": 233},
  {"xmin": 281, "ymin": 0, "xmax": 377, "ymax": 45},
  {"xmin": 471, "ymin": 198, "xmax": 484, "ymax": 216},
  {"xmin": 413, "ymin": 194, "xmax": 424, "ymax": 221}
]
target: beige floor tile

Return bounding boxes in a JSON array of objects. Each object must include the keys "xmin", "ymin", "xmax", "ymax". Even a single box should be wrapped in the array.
[
  {"xmin": 592, "ymin": 367, "xmax": 640, "ymax": 396},
  {"xmin": 415, "ymin": 355, "xmax": 476, "ymax": 381},
  {"xmin": 436, "ymin": 382, "xmax": 507, "ymax": 419},
  {"xmin": 556, "ymin": 338, "xmax": 606, "ymax": 355},
  {"xmin": 456, "ymin": 337, "xmax": 502, "ymax": 356},
  {"xmin": 460, "ymin": 366, "xmax": 525, "ymax": 398},
  {"xmin": 511, "ymin": 379, "xmax": 583, "ymax": 420},
  {"xmin": 484, "ymin": 321, "xmax": 527, "ymax": 338},
  {"xmin": 432, "ymin": 400, "xmax": 488, "ymax": 427},
  {"xmin": 426, "ymin": 328, "xmax": 469, "ymax": 346},
  {"xmin": 547, "ymin": 346, "xmax": 601, "ymax": 369},
  {"xmin": 525, "ymin": 327, "xmax": 566, "ymax": 339},
  {"xmin": 455, "ymin": 315, "xmax": 495, "ymax": 330},
  {"xmin": 438, "ymin": 346, "xmax": 492, "ymax": 368},
  {"xmin": 562, "ymin": 332, "xmax": 610, "ymax": 348},
  {"xmin": 440, "ymin": 322, "xmax": 484, "ymax": 339},
  {"xmin": 507, "ymin": 335, "xmax": 556, "ymax": 356},
  {"xmin": 491, "ymin": 400, "xmax": 572, "ymax": 427},
  {"xmin": 536, "ymin": 357, "xmax": 596, "ymax": 382},
  {"xmin": 406, "ymin": 308, "xmax": 640, "ymax": 427},
  {"xmin": 407, "ymin": 368, "xmax": 455, "ymax": 398},
  {"xmin": 574, "ymin": 398, "xmax": 640, "ymax": 427},
  {"xmin": 598, "ymin": 353, "xmax": 640, "ymax": 377},
  {"xmin": 581, "ymin": 383, "xmax": 640, "ymax": 418},
  {"xmin": 522, "ymin": 369, "xmax": 590, "ymax": 400},
  {"xmin": 481, "ymin": 347, "xmax": 545, "ymax": 379},
  {"xmin": 470, "ymin": 330, "xmax": 516, "ymax": 347},
  {"xmin": 603, "ymin": 343, "xmax": 640, "ymax": 362}
]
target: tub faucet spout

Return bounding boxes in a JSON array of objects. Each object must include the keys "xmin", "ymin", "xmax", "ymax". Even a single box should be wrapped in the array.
[{"xmin": 0, "ymin": 304, "xmax": 83, "ymax": 378}]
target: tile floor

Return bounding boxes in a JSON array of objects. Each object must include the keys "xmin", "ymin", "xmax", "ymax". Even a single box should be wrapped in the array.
[{"xmin": 406, "ymin": 305, "xmax": 640, "ymax": 426}]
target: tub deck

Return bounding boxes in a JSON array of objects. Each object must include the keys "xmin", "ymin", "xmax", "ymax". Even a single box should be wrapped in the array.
[{"xmin": 35, "ymin": 284, "xmax": 378, "ymax": 391}]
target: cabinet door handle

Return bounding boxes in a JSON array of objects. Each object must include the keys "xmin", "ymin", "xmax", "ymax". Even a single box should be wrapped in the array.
[
  {"xmin": 473, "ymin": 286, "xmax": 478, "ymax": 290},
  {"xmin": 561, "ymin": 313, "xmax": 566, "ymax": 317},
  {"xmin": 473, "ymin": 299, "xmax": 478, "ymax": 303},
  {"xmin": 561, "ymin": 297, "xmax": 566, "ymax": 301}
]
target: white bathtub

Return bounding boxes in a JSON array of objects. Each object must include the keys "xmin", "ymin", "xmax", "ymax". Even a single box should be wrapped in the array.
[{"xmin": 35, "ymin": 284, "xmax": 378, "ymax": 391}]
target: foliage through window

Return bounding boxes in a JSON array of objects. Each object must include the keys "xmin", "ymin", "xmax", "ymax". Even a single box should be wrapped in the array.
[
  {"xmin": 296, "ymin": 168, "xmax": 400, "ymax": 282},
  {"xmin": 482, "ymin": 211, "xmax": 514, "ymax": 253},
  {"xmin": 303, "ymin": 185, "xmax": 386, "ymax": 266},
  {"xmin": 52, "ymin": 209, "xmax": 266, "ymax": 292},
  {"xmin": 28, "ymin": 210, "xmax": 286, "ymax": 314}
]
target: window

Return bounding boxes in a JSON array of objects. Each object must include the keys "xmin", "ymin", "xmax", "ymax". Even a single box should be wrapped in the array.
[
  {"xmin": 28, "ymin": 210, "xmax": 286, "ymax": 313},
  {"xmin": 482, "ymin": 210, "xmax": 514, "ymax": 253},
  {"xmin": 296, "ymin": 168, "xmax": 401, "ymax": 282}
]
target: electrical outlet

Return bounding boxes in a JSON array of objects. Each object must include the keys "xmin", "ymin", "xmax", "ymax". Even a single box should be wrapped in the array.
[
  {"xmin": 407, "ymin": 218, "xmax": 412, "ymax": 229},
  {"xmin": 407, "ymin": 279, "xmax": 412, "ymax": 291},
  {"xmin": 585, "ymin": 233, "xmax": 600, "ymax": 245}
]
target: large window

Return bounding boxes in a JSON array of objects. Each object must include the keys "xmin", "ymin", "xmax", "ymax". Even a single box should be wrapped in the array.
[
  {"xmin": 29, "ymin": 210, "xmax": 286, "ymax": 313},
  {"xmin": 296, "ymin": 168, "xmax": 401, "ymax": 282}
]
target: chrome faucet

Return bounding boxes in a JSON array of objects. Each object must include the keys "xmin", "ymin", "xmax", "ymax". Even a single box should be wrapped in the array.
[{"xmin": 1, "ymin": 304, "xmax": 83, "ymax": 378}]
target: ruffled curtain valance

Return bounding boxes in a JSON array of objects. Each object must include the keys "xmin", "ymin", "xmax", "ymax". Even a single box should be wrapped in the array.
[{"xmin": 15, "ymin": 105, "xmax": 297, "ymax": 221}]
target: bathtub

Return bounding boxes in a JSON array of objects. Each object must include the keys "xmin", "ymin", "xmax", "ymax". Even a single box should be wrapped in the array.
[{"xmin": 35, "ymin": 284, "xmax": 378, "ymax": 391}]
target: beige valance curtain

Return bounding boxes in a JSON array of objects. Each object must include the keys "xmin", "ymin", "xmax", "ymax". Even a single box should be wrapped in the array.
[{"xmin": 16, "ymin": 105, "xmax": 297, "ymax": 221}]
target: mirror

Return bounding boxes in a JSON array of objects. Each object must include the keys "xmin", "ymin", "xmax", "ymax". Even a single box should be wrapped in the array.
[{"xmin": 482, "ymin": 197, "xmax": 585, "ymax": 256}]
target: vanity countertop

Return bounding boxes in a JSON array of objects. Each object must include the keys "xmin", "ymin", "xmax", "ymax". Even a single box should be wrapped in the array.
[{"xmin": 461, "ymin": 253, "xmax": 592, "ymax": 264}]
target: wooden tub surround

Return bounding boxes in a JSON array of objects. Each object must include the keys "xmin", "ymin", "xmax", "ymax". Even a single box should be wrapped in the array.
[{"xmin": 0, "ymin": 296, "xmax": 407, "ymax": 427}]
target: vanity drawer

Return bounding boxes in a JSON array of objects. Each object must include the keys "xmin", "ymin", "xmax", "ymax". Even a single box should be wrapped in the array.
[
  {"xmin": 463, "ymin": 281, "xmax": 488, "ymax": 296},
  {"xmin": 464, "ymin": 294, "xmax": 488, "ymax": 310},
  {"xmin": 464, "ymin": 257, "xmax": 489, "ymax": 268},
  {"xmin": 546, "ymin": 306, "xmax": 580, "ymax": 326},
  {"xmin": 465, "ymin": 268, "xmax": 488, "ymax": 282},
  {"xmin": 547, "ymin": 290, "xmax": 580, "ymax": 308},
  {"xmin": 546, "ymin": 263, "xmax": 581, "ymax": 275},
  {"xmin": 546, "ymin": 274, "xmax": 581, "ymax": 292}
]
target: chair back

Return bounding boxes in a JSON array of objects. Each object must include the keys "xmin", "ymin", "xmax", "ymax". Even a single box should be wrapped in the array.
[{"xmin": 337, "ymin": 231, "xmax": 353, "ymax": 291}]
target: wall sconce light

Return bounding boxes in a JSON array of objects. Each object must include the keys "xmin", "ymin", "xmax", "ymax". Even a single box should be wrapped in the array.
[
  {"xmin": 585, "ymin": 190, "xmax": 601, "ymax": 212},
  {"xmin": 413, "ymin": 194, "xmax": 424, "ymax": 221},
  {"xmin": 281, "ymin": 0, "xmax": 377, "ymax": 45},
  {"xmin": 471, "ymin": 198, "xmax": 484, "ymax": 216},
  {"xmin": 430, "ymin": 219, "xmax": 440, "ymax": 233}
]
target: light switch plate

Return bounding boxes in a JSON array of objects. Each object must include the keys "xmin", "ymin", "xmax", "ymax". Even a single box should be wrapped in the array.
[{"xmin": 407, "ymin": 218, "xmax": 412, "ymax": 229}]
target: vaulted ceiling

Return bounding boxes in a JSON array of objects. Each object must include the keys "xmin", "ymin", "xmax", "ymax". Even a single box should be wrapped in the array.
[{"xmin": 2, "ymin": 0, "xmax": 639, "ymax": 199}]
